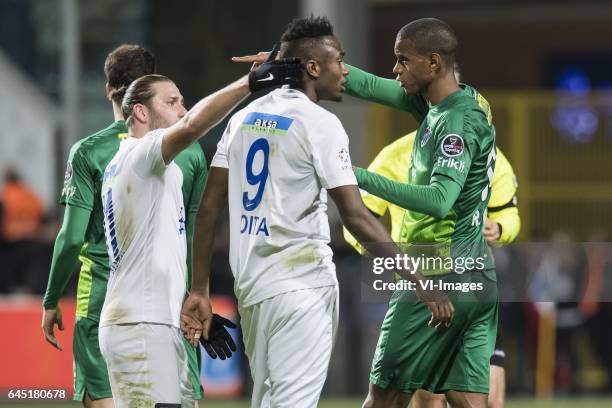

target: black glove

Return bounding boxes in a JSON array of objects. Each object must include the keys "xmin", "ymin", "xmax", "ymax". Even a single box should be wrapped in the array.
[
  {"xmin": 248, "ymin": 43, "xmax": 302, "ymax": 93},
  {"xmin": 200, "ymin": 314, "xmax": 237, "ymax": 360}
]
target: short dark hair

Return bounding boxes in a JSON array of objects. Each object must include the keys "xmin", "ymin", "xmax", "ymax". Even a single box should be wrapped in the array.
[
  {"xmin": 279, "ymin": 16, "xmax": 335, "ymax": 61},
  {"xmin": 281, "ymin": 16, "xmax": 334, "ymax": 42},
  {"xmin": 104, "ymin": 44, "xmax": 156, "ymax": 104},
  {"xmin": 397, "ymin": 18, "xmax": 457, "ymax": 65},
  {"xmin": 122, "ymin": 74, "xmax": 172, "ymax": 127}
]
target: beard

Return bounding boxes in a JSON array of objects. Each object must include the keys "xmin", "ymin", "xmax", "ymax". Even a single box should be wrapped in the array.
[{"xmin": 149, "ymin": 108, "xmax": 172, "ymax": 130}]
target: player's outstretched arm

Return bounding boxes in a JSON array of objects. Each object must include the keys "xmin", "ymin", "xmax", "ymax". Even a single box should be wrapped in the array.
[
  {"xmin": 329, "ymin": 185, "xmax": 454, "ymax": 328},
  {"xmin": 160, "ymin": 77, "xmax": 250, "ymax": 164},
  {"xmin": 231, "ymin": 54, "xmax": 428, "ymax": 121},
  {"xmin": 181, "ymin": 166, "xmax": 229, "ymax": 346},
  {"xmin": 42, "ymin": 205, "xmax": 91, "ymax": 350},
  {"xmin": 344, "ymin": 64, "xmax": 429, "ymax": 122},
  {"xmin": 162, "ymin": 48, "xmax": 302, "ymax": 164},
  {"xmin": 354, "ymin": 167, "xmax": 461, "ymax": 219}
]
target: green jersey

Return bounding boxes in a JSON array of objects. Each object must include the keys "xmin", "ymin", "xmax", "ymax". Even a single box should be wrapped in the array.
[
  {"xmin": 45, "ymin": 120, "xmax": 207, "ymax": 321},
  {"xmin": 346, "ymin": 65, "xmax": 496, "ymax": 274},
  {"xmin": 404, "ymin": 88, "xmax": 496, "ymax": 272}
]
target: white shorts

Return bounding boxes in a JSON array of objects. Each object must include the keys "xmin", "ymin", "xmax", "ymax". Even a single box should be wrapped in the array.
[
  {"xmin": 99, "ymin": 323, "xmax": 196, "ymax": 408},
  {"xmin": 239, "ymin": 286, "xmax": 339, "ymax": 408}
]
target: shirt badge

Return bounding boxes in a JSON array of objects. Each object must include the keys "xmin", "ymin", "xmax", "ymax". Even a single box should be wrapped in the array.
[
  {"xmin": 420, "ymin": 128, "xmax": 432, "ymax": 147},
  {"xmin": 441, "ymin": 134, "xmax": 465, "ymax": 157}
]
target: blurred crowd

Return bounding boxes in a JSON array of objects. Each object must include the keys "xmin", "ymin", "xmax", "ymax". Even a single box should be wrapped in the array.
[{"xmin": 0, "ymin": 168, "xmax": 59, "ymax": 294}]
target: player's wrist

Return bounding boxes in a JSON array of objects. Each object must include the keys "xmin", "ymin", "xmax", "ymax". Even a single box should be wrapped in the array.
[
  {"xmin": 189, "ymin": 286, "xmax": 210, "ymax": 298},
  {"xmin": 238, "ymin": 75, "xmax": 250, "ymax": 92},
  {"xmin": 42, "ymin": 298, "xmax": 58, "ymax": 310}
]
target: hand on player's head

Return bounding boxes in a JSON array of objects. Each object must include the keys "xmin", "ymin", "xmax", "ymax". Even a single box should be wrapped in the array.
[
  {"xmin": 236, "ymin": 44, "xmax": 304, "ymax": 93},
  {"xmin": 232, "ymin": 52, "xmax": 271, "ymax": 66},
  {"xmin": 247, "ymin": 46, "xmax": 303, "ymax": 93}
]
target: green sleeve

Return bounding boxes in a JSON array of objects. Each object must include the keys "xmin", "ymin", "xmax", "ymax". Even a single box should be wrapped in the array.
[
  {"xmin": 430, "ymin": 129, "xmax": 476, "ymax": 188},
  {"xmin": 60, "ymin": 145, "xmax": 95, "ymax": 210},
  {"xmin": 345, "ymin": 64, "xmax": 429, "ymax": 122},
  {"xmin": 185, "ymin": 150, "xmax": 208, "ymax": 287},
  {"xmin": 355, "ymin": 167, "xmax": 461, "ymax": 219},
  {"xmin": 43, "ymin": 205, "xmax": 91, "ymax": 309},
  {"xmin": 185, "ymin": 212, "xmax": 196, "ymax": 287}
]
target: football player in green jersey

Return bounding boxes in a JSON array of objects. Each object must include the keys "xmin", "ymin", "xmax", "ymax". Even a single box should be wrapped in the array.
[
  {"xmin": 343, "ymin": 61, "xmax": 519, "ymax": 408},
  {"xmin": 41, "ymin": 44, "xmax": 209, "ymax": 407},
  {"xmin": 345, "ymin": 19, "xmax": 498, "ymax": 407}
]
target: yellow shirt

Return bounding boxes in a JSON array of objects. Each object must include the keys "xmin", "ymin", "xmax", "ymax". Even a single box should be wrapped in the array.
[{"xmin": 343, "ymin": 131, "xmax": 520, "ymax": 253}]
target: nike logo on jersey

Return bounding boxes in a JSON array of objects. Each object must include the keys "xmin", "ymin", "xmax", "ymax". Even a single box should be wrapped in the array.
[{"xmin": 258, "ymin": 73, "xmax": 275, "ymax": 82}]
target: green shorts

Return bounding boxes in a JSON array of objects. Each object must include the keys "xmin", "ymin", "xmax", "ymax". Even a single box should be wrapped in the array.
[
  {"xmin": 73, "ymin": 317, "xmax": 112, "ymax": 401},
  {"xmin": 73, "ymin": 317, "xmax": 203, "ymax": 401},
  {"xmin": 370, "ymin": 271, "xmax": 498, "ymax": 394}
]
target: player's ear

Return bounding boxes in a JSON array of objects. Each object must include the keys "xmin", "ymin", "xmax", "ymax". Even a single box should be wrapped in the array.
[
  {"xmin": 105, "ymin": 82, "xmax": 112, "ymax": 101},
  {"xmin": 305, "ymin": 59, "xmax": 320, "ymax": 79},
  {"xmin": 429, "ymin": 53, "xmax": 443, "ymax": 75},
  {"xmin": 133, "ymin": 103, "xmax": 148, "ymax": 124}
]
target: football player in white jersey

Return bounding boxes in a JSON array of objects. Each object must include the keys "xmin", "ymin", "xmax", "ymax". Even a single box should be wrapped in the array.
[
  {"xmin": 99, "ymin": 55, "xmax": 302, "ymax": 407},
  {"xmin": 181, "ymin": 16, "xmax": 454, "ymax": 408}
]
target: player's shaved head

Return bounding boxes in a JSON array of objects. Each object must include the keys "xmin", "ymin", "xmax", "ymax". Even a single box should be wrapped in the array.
[
  {"xmin": 279, "ymin": 16, "xmax": 335, "ymax": 62},
  {"xmin": 105, "ymin": 44, "xmax": 156, "ymax": 104},
  {"xmin": 122, "ymin": 74, "xmax": 173, "ymax": 127},
  {"xmin": 397, "ymin": 18, "xmax": 457, "ymax": 65}
]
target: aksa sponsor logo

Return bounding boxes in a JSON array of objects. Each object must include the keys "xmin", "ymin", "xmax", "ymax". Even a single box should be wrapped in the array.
[
  {"xmin": 436, "ymin": 156, "xmax": 465, "ymax": 173},
  {"xmin": 253, "ymin": 118, "xmax": 278, "ymax": 129},
  {"xmin": 441, "ymin": 134, "xmax": 464, "ymax": 157}
]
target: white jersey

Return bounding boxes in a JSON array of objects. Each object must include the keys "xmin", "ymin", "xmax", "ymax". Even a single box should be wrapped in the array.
[
  {"xmin": 211, "ymin": 88, "xmax": 357, "ymax": 307},
  {"xmin": 100, "ymin": 129, "xmax": 187, "ymax": 328}
]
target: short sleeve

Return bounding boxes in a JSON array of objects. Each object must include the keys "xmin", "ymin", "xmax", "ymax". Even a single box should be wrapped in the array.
[
  {"xmin": 131, "ymin": 128, "xmax": 167, "ymax": 177},
  {"xmin": 211, "ymin": 120, "xmax": 231, "ymax": 169},
  {"xmin": 430, "ymin": 123, "xmax": 477, "ymax": 188},
  {"xmin": 60, "ymin": 145, "xmax": 95, "ymax": 210},
  {"xmin": 310, "ymin": 115, "xmax": 357, "ymax": 189}
]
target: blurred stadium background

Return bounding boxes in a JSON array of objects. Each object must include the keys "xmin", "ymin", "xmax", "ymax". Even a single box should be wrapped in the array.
[{"xmin": 2, "ymin": 0, "xmax": 612, "ymax": 406}]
